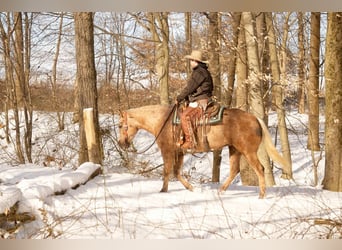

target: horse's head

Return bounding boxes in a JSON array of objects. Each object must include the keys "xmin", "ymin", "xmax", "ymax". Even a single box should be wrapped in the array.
[{"xmin": 118, "ymin": 111, "xmax": 138, "ymax": 149}]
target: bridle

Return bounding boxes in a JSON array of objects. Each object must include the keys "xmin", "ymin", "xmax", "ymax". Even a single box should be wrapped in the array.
[{"xmin": 119, "ymin": 104, "xmax": 177, "ymax": 154}]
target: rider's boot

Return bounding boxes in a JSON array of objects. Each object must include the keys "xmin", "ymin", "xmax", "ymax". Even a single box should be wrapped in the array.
[{"xmin": 180, "ymin": 118, "xmax": 193, "ymax": 150}]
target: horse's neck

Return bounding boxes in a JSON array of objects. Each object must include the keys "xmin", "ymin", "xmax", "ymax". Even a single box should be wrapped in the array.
[{"xmin": 129, "ymin": 106, "xmax": 169, "ymax": 136}]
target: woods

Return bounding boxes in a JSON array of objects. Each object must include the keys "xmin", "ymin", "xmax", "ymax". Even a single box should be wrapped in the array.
[{"xmin": 0, "ymin": 12, "xmax": 341, "ymax": 192}]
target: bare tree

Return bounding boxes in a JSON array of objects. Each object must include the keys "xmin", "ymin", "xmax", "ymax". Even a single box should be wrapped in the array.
[
  {"xmin": 0, "ymin": 13, "xmax": 15, "ymax": 144},
  {"xmin": 206, "ymin": 12, "xmax": 221, "ymax": 183},
  {"xmin": 0, "ymin": 12, "xmax": 33, "ymax": 163},
  {"xmin": 242, "ymin": 12, "xmax": 275, "ymax": 186},
  {"xmin": 51, "ymin": 12, "xmax": 65, "ymax": 131},
  {"xmin": 297, "ymin": 12, "xmax": 306, "ymax": 114},
  {"xmin": 307, "ymin": 12, "xmax": 320, "ymax": 151},
  {"xmin": 74, "ymin": 12, "xmax": 102, "ymax": 165},
  {"xmin": 234, "ymin": 12, "xmax": 257, "ymax": 185},
  {"xmin": 185, "ymin": 12, "xmax": 192, "ymax": 76},
  {"xmin": 255, "ymin": 12, "xmax": 271, "ymax": 113},
  {"xmin": 265, "ymin": 12, "xmax": 292, "ymax": 179},
  {"xmin": 322, "ymin": 12, "xmax": 342, "ymax": 192},
  {"xmin": 224, "ymin": 12, "xmax": 241, "ymax": 107},
  {"xmin": 148, "ymin": 12, "xmax": 170, "ymax": 105},
  {"xmin": 235, "ymin": 13, "xmax": 248, "ymax": 110}
]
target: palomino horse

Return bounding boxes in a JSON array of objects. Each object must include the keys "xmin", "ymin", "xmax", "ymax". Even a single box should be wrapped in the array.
[{"xmin": 118, "ymin": 104, "xmax": 289, "ymax": 198}]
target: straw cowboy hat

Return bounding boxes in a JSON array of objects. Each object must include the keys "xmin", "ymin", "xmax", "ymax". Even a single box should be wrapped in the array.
[{"xmin": 184, "ymin": 50, "xmax": 209, "ymax": 64}]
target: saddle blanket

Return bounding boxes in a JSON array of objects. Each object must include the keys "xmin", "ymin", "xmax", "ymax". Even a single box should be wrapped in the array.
[{"xmin": 172, "ymin": 105, "xmax": 225, "ymax": 125}]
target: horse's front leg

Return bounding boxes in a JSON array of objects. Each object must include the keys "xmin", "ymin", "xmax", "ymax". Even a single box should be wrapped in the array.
[
  {"xmin": 174, "ymin": 151, "xmax": 193, "ymax": 191},
  {"xmin": 160, "ymin": 160, "xmax": 171, "ymax": 192},
  {"xmin": 160, "ymin": 149, "xmax": 193, "ymax": 192},
  {"xmin": 160, "ymin": 148, "xmax": 174, "ymax": 192},
  {"xmin": 219, "ymin": 146, "xmax": 241, "ymax": 193}
]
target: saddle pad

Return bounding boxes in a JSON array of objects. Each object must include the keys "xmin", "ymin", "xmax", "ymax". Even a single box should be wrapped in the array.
[{"xmin": 172, "ymin": 105, "xmax": 225, "ymax": 125}]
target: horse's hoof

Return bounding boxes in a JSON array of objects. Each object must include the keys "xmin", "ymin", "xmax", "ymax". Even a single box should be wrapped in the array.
[
  {"xmin": 160, "ymin": 188, "xmax": 168, "ymax": 193},
  {"xmin": 187, "ymin": 185, "xmax": 194, "ymax": 191},
  {"xmin": 258, "ymin": 193, "xmax": 266, "ymax": 199},
  {"xmin": 217, "ymin": 187, "xmax": 225, "ymax": 195}
]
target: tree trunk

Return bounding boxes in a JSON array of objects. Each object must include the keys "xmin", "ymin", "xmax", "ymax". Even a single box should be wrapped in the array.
[
  {"xmin": 22, "ymin": 12, "xmax": 33, "ymax": 163},
  {"xmin": 255, "ymin": 12, "xmax": 271, "ymax": 114},
  {"xmin": 149, "ymin": 12, "xmax": 170, "ymax": 105},
  {"xmin": 0, "ymin": 13, "xmax": 14, "ymax": 144},
  {"xmin": 208, "ymin": 12, "xmax": 221, "ymax": 100},
  {"xmin": 51, "ymin": 13, "xmax": 65, "ymax": 131},
  {"xmin": 11, "ymin": 12, "xmax": 26, "ymax": 163},
  {"xmin": 265, "ymin": 12, "xmax": 293, "ymax": 180},
  {"xmin": 235, "ymin": 14, "xmax": 256, "ymax": 185},
  {"xmin": 74, "ymin": 12, "xmax": 103, "ymax": 165},
  {"xmin": 307, "ymin": 12, "xmax": 320, "ymax": 151},
  {"xmin": 297, "ymin": 12, "xmax": 306, "ymax": 114},
  {"xmin": 279, "ymin": 13, "xmax": 291, "ymax": 92},
  {"xmin": 243, "ymin": 12, "xmax": 264, "ymax": 118},
  {"xmin": 207, "ymin": 12, "xmax": 221, "ymax": 183},
  {"xmin": 83, "ymin": 108, "xmax": 102, "ymax": 164},
  {"xmin": 322, "ymin": 12, "xmax": 342, "ymax": 192},
  {"xmin": 225, "ymin": 12, "xmax": 241, "ymax": 107},
  {"xmin": 236, "ymin": 15, "xmax": 248, "ymax": 110},
  {"xmin": 13, "ymin": 12, "xmax": 25, "ymax": 108},
  {"xmin": 185, "ymin": 12, "xmax": 192, "ymax": 76},
  {"xmin": 242, "ymin": 12, "xmax": 275, "ymax": 186}
]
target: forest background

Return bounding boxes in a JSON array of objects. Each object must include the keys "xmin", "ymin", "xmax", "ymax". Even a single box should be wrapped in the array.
[{"xmin": 0, "ymin": 12, "xmax": 341, "ymax": 195}]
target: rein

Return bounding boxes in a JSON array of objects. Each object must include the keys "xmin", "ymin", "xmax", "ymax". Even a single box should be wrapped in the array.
[{"xmin": 122, "ymin": 104, "xmax": 177, "ymax": 154}]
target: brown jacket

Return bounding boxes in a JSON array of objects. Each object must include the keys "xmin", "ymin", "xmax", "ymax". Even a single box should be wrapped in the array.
[{"xmin": 177, "ymin": 63, "xmax": 213, "ymax": 103}]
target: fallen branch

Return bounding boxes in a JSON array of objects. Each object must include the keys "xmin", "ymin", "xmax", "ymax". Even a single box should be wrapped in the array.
[
  {"xmin": 314, "ymin": 218, "xmax": 342, "ymax": 227},
  {"xmin": 0, "ymin": 202, "xmax": 35, "ymax": 236}
]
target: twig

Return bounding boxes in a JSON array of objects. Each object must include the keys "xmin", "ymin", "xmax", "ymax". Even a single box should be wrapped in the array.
[{"xmin": 138, "ymin": 163, "xmax": 163, "ymax": 174}]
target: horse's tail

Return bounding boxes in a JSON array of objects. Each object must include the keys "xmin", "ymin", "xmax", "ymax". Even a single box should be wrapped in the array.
[{"xmin": 257, "ymin": 117, "xmax": 290, "ymax": 169}]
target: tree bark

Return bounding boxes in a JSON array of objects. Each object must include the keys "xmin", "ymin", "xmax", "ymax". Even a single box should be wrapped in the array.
[
  {"xmin": 265, "ymin": 12, "xmax": 292, "ymax": 180},
  {"xmin": 207, "ymin": 12, "xmax": 221, "ymax": 183},
  {"xmin": 236, "ymin": 15, "xmax": 248, "ymax": 110},
  {"xmin": 185, "ymin": 12, "xmax": 192, "ymax": 76},
  {"xmin": 225, "ymin": 12, "xmax": 241, "ymax": 107},
  {"xmin": 149, "ymin": 12, "xmax": 170, "ymax": 105},
  {"xmin": 83, "ymin": 108, "xmax": 102, "ymax": 164},
  {"xmin": 13, "ymin": 12, "xmax": 25, "ymax": 108},
  {"xmin": 0, "ymin": 13, "xmax": 14, "ymax": 144},
  {"xmin": 307, "ymin": 12, "xmax": 321, "ymax": 151},
  {"xmin": 242, "ymin": 12, "xmax": 275, "ymax": 186},
  {"xmin": 297, "ymin": 12, "xmax": 306, "ymax": 114},
  {"xmin": 235, "ymin": 14, "xmax": 256, "ymax": 185},
  {"xmin": 74, "ymin": 12, "xmax": 103, "ymax": 165},
  {"xmin": 322, "ymin": 12, "xmax": 342, "ymax": 192},
  {"xmin": 51, "ymin": 13, "xmax": 65, "ymax": 131}
]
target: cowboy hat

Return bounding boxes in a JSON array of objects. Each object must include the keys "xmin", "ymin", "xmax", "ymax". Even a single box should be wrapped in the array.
[{"xmin": 184, "ymin": 50, "xmax": 209, "ymax": 64}]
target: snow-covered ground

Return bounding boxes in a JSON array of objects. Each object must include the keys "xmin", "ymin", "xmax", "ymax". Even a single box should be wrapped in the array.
[{"xmin": 0, "ymin": 109, "xmax": 341, "ymax": 239}]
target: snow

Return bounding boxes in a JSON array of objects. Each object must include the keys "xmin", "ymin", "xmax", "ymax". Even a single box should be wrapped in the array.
[{"xmin": 0, "ymin": 109, "xmax": 341, "ymax": 239}]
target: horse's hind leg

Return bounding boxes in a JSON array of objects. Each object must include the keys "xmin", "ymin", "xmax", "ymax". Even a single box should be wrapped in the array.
[
  {"xmin": 174, "ymin": 152, "xmax": 193, "ymax": 191},
  {"xmin": 244, "ymin": 152, "xmax": 266, "ymax": 199},
  {"xmin": 219, "ymin": 146, "xmax": 241, "ymax": 193}
]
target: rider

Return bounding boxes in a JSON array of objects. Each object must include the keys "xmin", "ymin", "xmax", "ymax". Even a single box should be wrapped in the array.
[{"xmin": 175, "ymin": 50, "xmax": 214, "ymax": 150}]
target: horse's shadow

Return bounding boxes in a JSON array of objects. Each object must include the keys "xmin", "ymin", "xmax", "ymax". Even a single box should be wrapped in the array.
[{"xmin": 195, "ymin": 182, "xmax": 323, "ymax": 200}]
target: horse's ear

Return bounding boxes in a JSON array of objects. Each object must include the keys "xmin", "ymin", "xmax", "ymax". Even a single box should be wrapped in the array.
[{"xmin": 118, "ymin": 110, "xmax": 123, "ymax": 117}]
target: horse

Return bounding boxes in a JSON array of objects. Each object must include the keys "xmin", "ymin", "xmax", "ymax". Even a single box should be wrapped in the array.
[{"xmin": 118, "ymin": 104, "xmax": 289, "ymax": 198}]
